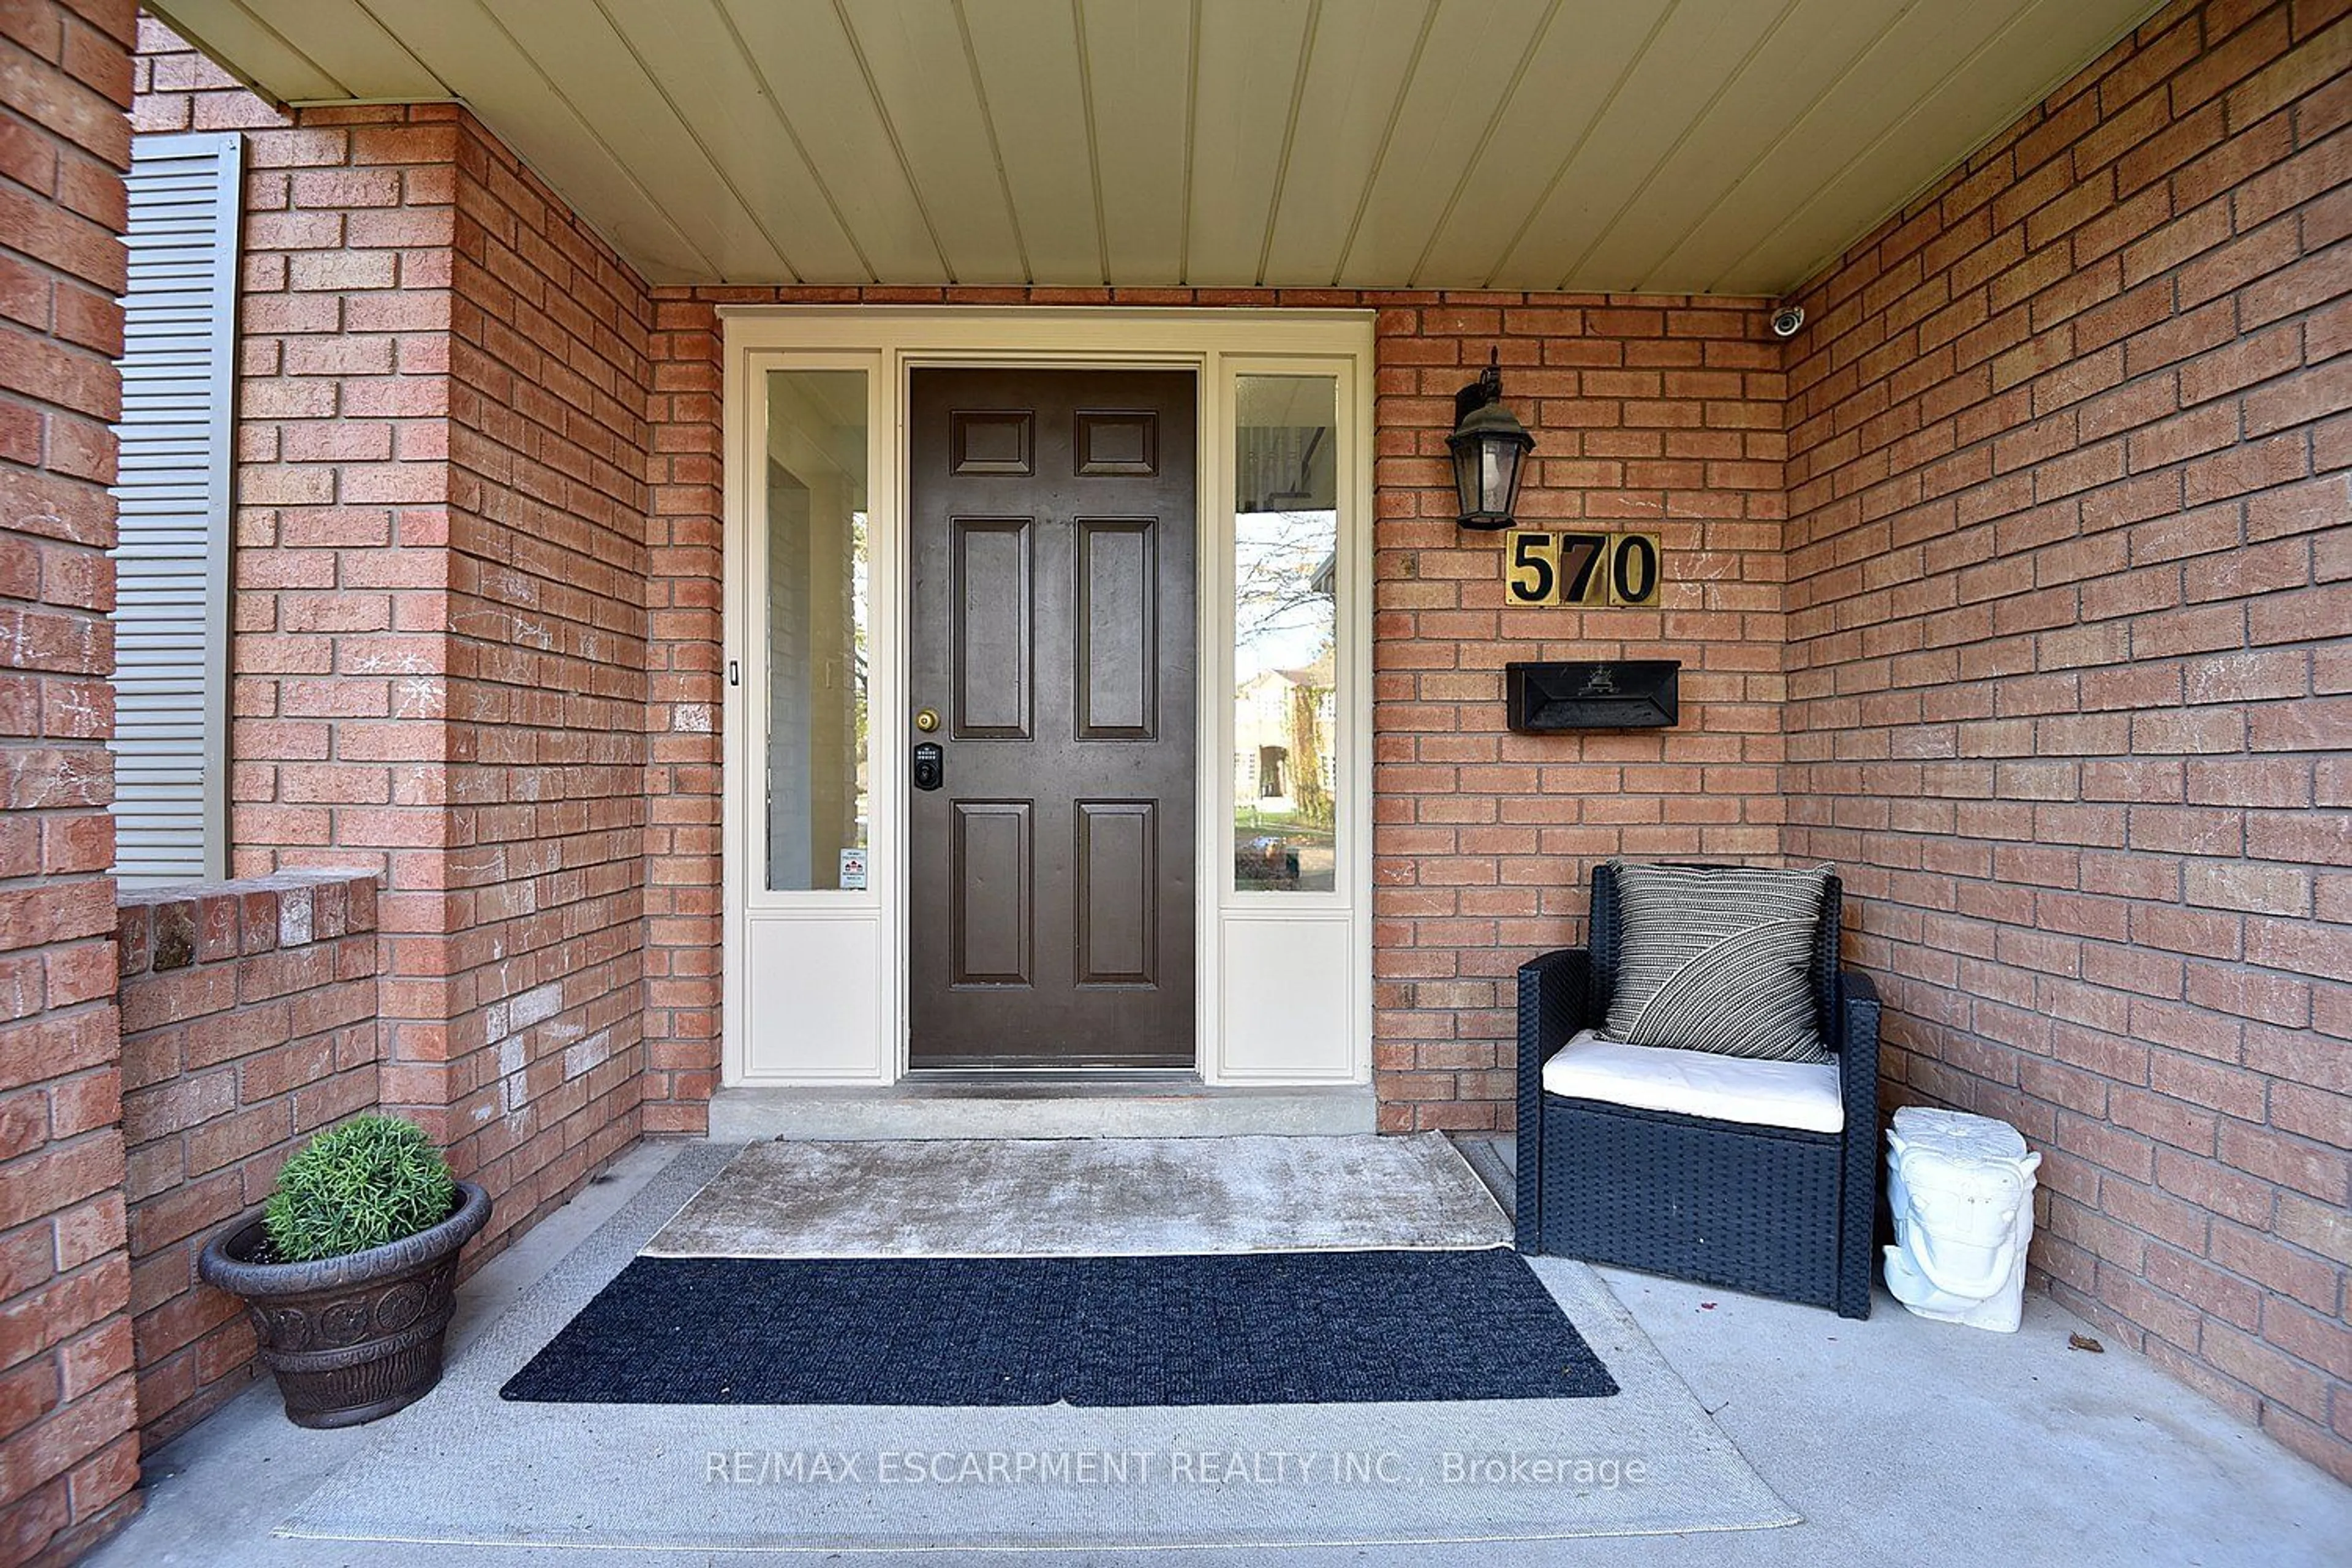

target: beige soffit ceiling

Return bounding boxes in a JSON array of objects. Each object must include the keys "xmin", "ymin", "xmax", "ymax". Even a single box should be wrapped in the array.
[{"xmin": 149, "ymin": 0, "xmax": 2164, "ymax": 295}]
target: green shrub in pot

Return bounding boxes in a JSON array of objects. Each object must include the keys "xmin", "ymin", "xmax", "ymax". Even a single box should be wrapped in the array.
[
  {"xmin": 201, "ymin": 1113, "xmax": 490, "ymax": 1427},
  {"xmin": 262, "ymin": 1114, "xmax": 459, "ymax": 1262}
]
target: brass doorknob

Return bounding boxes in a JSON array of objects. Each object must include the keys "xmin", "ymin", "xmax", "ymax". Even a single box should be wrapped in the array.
[{"xmin": 914, "ymin": 707, "xmax": 940, "ymax": 733}]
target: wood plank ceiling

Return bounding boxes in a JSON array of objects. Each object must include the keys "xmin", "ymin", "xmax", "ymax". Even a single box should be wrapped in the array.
[{"xmin": 149, "ymin": 0, "xmax": 2163, "ymax": 294}]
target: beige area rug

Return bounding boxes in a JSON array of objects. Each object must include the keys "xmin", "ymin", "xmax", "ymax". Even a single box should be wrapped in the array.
[{"xmin": 641, "ymin": 1133, "xmax": 1515, "ymax": 1258}]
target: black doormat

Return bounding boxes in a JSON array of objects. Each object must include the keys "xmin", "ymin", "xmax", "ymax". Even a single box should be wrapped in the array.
[{"xmin": 500, "ymin": 1250, "xmax": 1617, "ymax": 1406}]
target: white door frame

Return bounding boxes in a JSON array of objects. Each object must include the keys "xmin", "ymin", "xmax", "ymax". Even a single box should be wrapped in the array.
[{"xmin": 719, "ymin": 307, "xmax": 1374, "ymax": 1087}]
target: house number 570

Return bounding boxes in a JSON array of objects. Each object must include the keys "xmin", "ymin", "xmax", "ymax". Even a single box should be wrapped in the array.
[{"xmin": 1503, "ymin": 530, "xmax": 1662, "ymax": 607}]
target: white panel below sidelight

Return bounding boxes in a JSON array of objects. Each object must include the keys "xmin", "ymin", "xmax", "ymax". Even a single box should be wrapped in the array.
[
  {"xmin": 1216, "ymin": 916, "xmax": 1360, "ymax": 1082},
  {"xmin": 742, "ymin": 915, "xmax": 886, "ymax": 1081}
]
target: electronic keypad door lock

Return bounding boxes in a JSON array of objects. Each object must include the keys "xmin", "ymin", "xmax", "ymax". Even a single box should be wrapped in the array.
[{"xmin": 912, "ymin": 742, "xmax": 944, "ymax": 792}]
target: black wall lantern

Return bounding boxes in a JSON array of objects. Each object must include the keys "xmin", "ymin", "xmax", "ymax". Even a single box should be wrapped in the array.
[{"xmin": 1447, "ymin": 349, "xmax": 1536, "ymax": 530}]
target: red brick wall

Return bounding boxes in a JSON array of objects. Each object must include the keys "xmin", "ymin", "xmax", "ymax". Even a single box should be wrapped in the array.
[
  {"xmin": 1782, "ymin": 0, "xmax": 2350, "ymax": 1481},
  {"xmin": 1369, "ymin": 296, "xmax": 1787, "ymax": 1131},
  {"xmin": 0, "ymin": 2, "xmax": 140, "ymax": 1561},
  {"xmin": 641, "ymin": 303, "xmax": 723, "ymax": 1131},
  {"xmin": 116, "ymin": 873, "xmax": 379, "ymax": 1447},
  {"xmin": 639, "ymin": 287, "xmax": 1789, "ymax": 1134},
  {"xmin": 439, "ymin": 119, "xmax": 649, "ymax": 1234},
  {"xmin": 136, "ymin": 24, "xmax": 649, "ymax": 1254}
]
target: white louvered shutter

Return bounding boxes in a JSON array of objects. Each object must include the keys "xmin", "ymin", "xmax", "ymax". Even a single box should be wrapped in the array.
[{"xmin": 110, "ymin": 132, "xmax": 241, "ymax": 884}]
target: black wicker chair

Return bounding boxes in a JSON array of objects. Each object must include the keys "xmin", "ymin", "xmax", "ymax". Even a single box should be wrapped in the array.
[{"xmin": 1514, "ymin": 862, "xmax": 1882, "ymax": 1319}]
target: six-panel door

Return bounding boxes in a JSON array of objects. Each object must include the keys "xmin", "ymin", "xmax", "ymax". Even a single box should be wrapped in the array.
[{"xmin": 907, "ymin": 369, "xmax": 1198, "ymax": 1068}]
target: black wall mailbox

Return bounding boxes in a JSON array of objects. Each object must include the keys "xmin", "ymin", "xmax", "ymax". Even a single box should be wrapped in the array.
[{"xmin": 1506, "ymin": 661, "xmax": 1679, "ymax": 732}]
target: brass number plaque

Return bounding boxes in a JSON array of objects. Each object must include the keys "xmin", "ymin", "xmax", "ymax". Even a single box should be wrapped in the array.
[
  {"xmin": 1608, "ymin": 533, "xmax": 1660, "ymax": 605},
  {"xmin": 1556, "ymin": 533, "xmax": 1608, "ymax": 605},
  {"xmin": 1502, "ymin": 530, "xmax": 1662, "ymax": 607},
  {"xmin": 1505, "ymin": 530, "xmax": 1556, "ymax": 604}
]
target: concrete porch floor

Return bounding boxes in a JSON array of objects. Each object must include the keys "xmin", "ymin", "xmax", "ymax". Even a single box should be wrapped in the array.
[{"xmin": 93, "ymin": 1137, "xmax": 2348, "ymax": 1568}]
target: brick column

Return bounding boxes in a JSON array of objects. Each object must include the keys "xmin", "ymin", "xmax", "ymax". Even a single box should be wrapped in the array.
[
  {"xmin": 0, "ymin": 4, "xmax": 141, "ymax": 1561},
  {"xmin": 440, "ymin": 120, "xmax": 650, "ymax": 1226},
  {"xmin": 641, "ymin": 296, "xmax": 725, "ymax": 1132},
  {"xmin": 140, "ymin": 23, "xmax": 654, "ymax": 1254}
]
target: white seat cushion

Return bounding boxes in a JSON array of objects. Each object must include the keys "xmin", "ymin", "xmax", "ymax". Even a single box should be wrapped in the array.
[{"xmin": 1540, "ymin": 1030, "xmax": 1844, "ymax": 1134}]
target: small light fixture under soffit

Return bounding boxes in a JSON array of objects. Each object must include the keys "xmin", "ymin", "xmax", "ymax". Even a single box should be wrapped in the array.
[{"xmin": 1447, "ymin": 349, "xmax": 1536, "ymax": 531}]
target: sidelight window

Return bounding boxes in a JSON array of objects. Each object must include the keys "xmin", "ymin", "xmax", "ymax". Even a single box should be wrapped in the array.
[
  {"xmin": 1232, "ymin": 374, "xmax": 1340, "ymax": 894},
  {"xmin": 763, "ymin": 369, "xmax": 870, "ymax": 893}
]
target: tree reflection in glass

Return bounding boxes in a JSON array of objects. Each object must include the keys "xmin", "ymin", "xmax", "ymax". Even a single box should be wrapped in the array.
[{"xmin": 1233, "ymin": 375, "xmax": 1339, "ymax": 893}]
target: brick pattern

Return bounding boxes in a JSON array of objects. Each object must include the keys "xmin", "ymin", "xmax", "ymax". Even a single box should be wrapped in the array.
[
  {"xmin": 138, "ymin": 24, "xmax": 649, "ymax": 1255},
  {"xmin": 641, "ymin": 302, "xmax": 723, "ymax": 1131},
  {"xmin": 0, "ymin": 2, "xmax": 140, "ymax": 1562},
  {"xmin": 1368, "ymin": 296, "xmax": 1787, "ymax": 1131},
  {"xmin": 115, "ymin": 873, "xmax": 379, "ymax": 1447},
  {"xmin": 1782, "ymin": 0, "xmax": 2351, "ymax": 1482},
  {"xmin": 638, "ymin": 286, "xmax": 1789, "ymax": 1135},
  {"xmin": 438, "ymin": 120, "xmax": 649, "ymax": 1240}
]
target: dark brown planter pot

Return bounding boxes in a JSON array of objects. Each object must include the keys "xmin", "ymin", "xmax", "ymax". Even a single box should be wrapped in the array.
[{"xmin": 198, "ymin": 1181, "xmax": 491, "ymax": 1428}]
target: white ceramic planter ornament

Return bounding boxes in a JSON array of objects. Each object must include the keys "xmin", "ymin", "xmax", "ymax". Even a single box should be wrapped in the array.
[{"xmin": 1882, "ymin": 1107, "xmax": 2040, "ymax": 1332}]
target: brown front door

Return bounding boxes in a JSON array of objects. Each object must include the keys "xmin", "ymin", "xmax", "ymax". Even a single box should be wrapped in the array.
[{"xmin": 908, "ymin": 368, "xmax": 1197, "ymax": 1069}]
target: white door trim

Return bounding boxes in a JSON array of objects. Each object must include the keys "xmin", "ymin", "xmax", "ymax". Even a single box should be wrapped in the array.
[{"xmin": 720, "ymin": 308, "xmax": 1375, "ymax": 1088}]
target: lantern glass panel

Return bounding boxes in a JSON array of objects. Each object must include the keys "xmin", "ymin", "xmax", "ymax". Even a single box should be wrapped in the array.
[
  {"xmin": 1451, "ymin": 441, "xmax": 1482, "ymax": 518},
  {"xmin": 1483, "ymin": 440, "xmax": 1518, "ymax": 513}
]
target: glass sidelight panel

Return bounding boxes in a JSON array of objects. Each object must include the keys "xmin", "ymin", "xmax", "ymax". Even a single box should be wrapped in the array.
[
  {"xmin": 1232, "ymin": 374, "xmax": 1340, "ymax": 894},
  {"xmin": 764, "ymin": 369, "xmax": 870, "ymax": 893}
]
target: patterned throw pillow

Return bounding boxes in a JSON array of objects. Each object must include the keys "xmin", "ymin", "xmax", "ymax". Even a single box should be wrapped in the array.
[{"xmin": 1599, "ymin": 862, "xmax": 1831, "ymax": 1064}]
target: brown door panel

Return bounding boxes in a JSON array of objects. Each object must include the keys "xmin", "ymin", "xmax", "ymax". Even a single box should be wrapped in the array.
[{"xmin": 909, "ymin": 369, "xmax": 1197, "ymax": 1069}]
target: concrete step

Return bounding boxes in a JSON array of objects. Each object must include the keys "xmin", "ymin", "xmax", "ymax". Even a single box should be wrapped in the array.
[{"xmin": 707, "ymin": 1080, "xmax": 1377, "ymax": 1140}]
